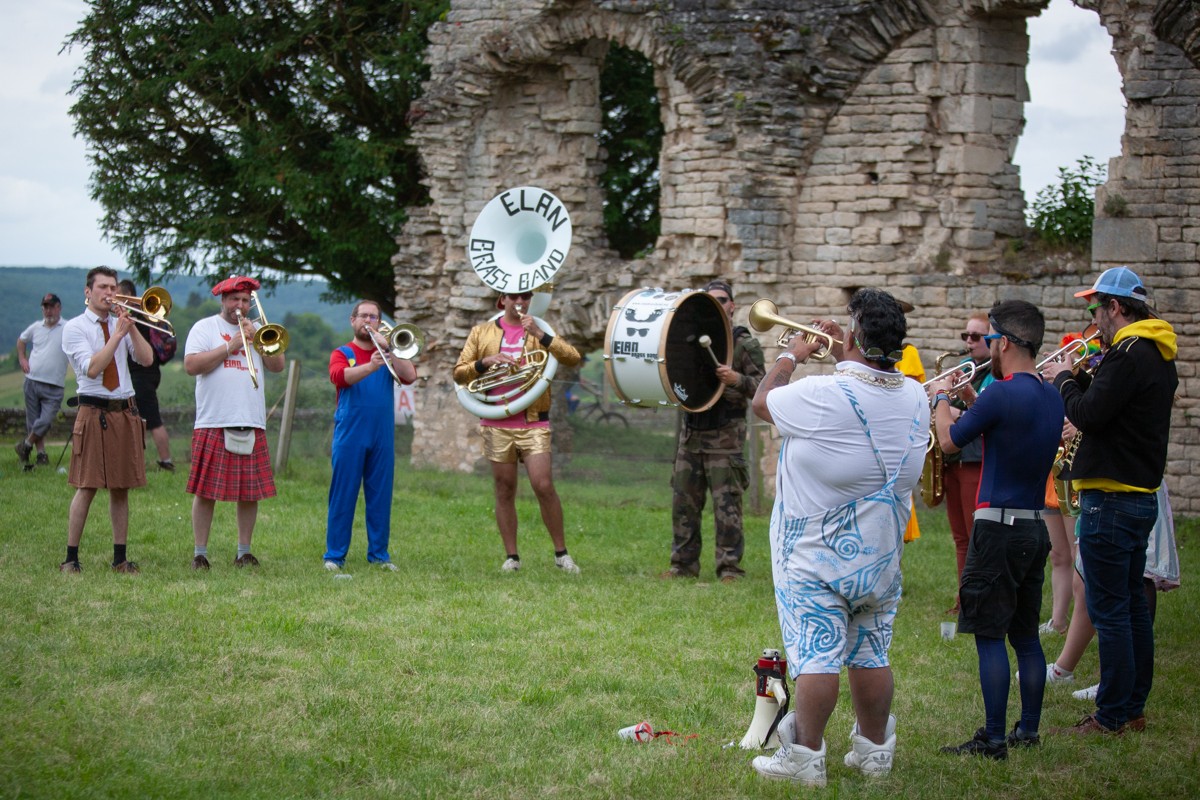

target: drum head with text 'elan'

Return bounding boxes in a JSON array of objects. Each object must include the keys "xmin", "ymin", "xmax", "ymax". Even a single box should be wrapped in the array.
[{"xmin": 467, "ymin": 187, "xmax": 572, "ymax": 294}]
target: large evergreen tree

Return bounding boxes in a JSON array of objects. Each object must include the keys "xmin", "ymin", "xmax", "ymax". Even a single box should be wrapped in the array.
[{"xmin": 68, "ymin": 0, "xmax": 448, "ymax": 314}]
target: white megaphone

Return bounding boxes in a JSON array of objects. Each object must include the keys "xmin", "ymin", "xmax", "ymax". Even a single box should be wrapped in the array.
[{"xmin": 739, "ymin": 648, "xmax": 790, "ymax": 750}]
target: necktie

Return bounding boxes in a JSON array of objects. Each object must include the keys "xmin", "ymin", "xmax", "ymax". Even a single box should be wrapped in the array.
[{"xmin": 99, "ymin": 319, "xmax": 120, "ymax": 391}]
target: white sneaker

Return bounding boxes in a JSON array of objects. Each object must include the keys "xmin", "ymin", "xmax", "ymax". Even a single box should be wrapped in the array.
[
  {"xmin": 774, "ymin": 711, "xmax": 796, "ymax": 747},
  {"xmin": 376, "ymin": 561, "xmax": 398, "ymax": 572},
  {"xmin": 501, "ymin": 557, "xmax": 521, "ymax": 572},
  {"xmin": 323, "ymin": 560, "xmax": 341, "ymax": 572},
  {"xmin": 1073, "ymin": 683, "xmax": 1099, "ymax": 701},
  {"xmin": 1039, "ymin": 619, "xmax": 1065, "ymax": 636},
  {"xmin": 555, "ymin": 553, "xmax": 581, "ymax": 574},
  {"xmin": 844, "ymin": 714, "xmax": 897, "ymax": 776},
  {"xmin": 1046, "ymin": 663, "xmax": 1075, "ymax": 684},
  {"xmin": 752, "ymin": 740, "xmax": 827, "ymax": 787}
]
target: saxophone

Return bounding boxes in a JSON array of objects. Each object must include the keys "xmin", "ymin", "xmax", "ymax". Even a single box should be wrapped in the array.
[
  {"xmin": 1052, "ymin": 430, "xmax": 1083, "ymax": 515},
  {"xmin": 919, "ymin": 350, "xmax": 965, "ymax": 507}
]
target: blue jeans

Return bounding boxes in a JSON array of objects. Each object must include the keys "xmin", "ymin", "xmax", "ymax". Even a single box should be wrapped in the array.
[{"xmin": 1077, "ymin": 490, "xmax": 1157, "ymax": 729}]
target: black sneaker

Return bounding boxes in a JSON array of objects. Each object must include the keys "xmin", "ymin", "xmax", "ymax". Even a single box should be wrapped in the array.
[
  {"xmin": 191, "ymin": 555, "xmax": 211, "ymax": 571},
  {"xmin": 36, "ymin": 452, "xmax": 50, "ymax": 466},
  {"xmin": 59, "ymin": 560, "xmax": 82, "ymax": 574},
  {"xmin": 156, "ymin": 460, "xmax": 176, "ymax": 472},
  {"xmin": 14, "ymin": 440, "xmax": 32, "ymax": 464},
  {"xmin": 940, "ymin": 728, "xmax": 1007, "ymax": 760},
  {"xmin": 1006, "ymin": 722, "xmax": 1040, "ymax": 749},
  {"xmin": 234, "ymin": 553, "xmax": 260, "ymax": 567}
]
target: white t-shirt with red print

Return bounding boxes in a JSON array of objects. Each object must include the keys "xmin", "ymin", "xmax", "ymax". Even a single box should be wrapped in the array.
[{"xmin": 184, "ymin": 314, "xmax": 267, "ymax": 429}]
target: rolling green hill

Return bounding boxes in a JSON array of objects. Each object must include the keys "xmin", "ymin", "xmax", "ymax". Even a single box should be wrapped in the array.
[{"xmin": 3, "ymin": 266, "xmax": 355, "ymax": 362}]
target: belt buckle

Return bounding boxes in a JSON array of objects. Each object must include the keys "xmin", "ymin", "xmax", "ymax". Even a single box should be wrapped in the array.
[{"xmin": 1003, "ymin": 511, "xmax": 1015, "ymax": 526}]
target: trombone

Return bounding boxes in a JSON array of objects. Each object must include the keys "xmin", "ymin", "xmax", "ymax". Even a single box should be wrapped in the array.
[
  {"xmin": 748, "ymin": 299, "xmax": 842, "ymax": 361},
  {"xmin": 234, "ymin": 291, "xmax": 289, "ymax": 389},
  {"xmin": 370, "ymin": 319, "xmax": 425, "ymax": 382},
  {"xmin": 111, "ymin": 286, "xmax": 175, "ymax": 336}
]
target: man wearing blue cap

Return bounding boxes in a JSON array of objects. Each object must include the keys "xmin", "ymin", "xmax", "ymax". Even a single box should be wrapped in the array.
[{"xmin": 1041, "ymin": 266, "xmax": 1177, "ymax": 736}]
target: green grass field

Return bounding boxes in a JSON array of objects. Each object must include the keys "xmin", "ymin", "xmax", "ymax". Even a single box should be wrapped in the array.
[{"xmin": 1, "ymin": 420, "xmax": 1196, "ymax": 799}]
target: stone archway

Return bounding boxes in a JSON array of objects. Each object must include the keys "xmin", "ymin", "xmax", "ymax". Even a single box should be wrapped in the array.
[{"xmin": 396, "ymin": 0, "xmax": 1200, "ymax": 512}]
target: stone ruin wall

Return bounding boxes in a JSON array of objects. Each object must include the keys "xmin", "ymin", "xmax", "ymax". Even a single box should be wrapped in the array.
[{"xmin": 393, "ymin": 0, "xmax": 1200, "ymax": 512}]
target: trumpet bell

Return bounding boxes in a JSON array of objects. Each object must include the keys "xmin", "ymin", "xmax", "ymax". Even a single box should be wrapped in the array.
[
  {"xmin": 386, "ymin": 323, "xmax": 425, "ymax": 360},
  {"xmin": 141, "ymin": 287, "xmax": 172, "ymax": 319},
  {"xmin": 748, "ymin": 299, "xmax": 839, "ymax": 360},
  {"xmin": 254, "ymin": 323, "xmax": 288, "ymax": 356}
]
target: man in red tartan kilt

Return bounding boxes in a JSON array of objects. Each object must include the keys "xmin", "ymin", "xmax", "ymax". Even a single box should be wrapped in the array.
[{"xmin": 183, "ymin": 276, "xmax": 285, "ymax": 569}]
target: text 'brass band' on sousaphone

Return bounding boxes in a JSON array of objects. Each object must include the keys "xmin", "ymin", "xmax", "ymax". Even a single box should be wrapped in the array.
[{"xmin": 457, "ymin": 187, "xmax": 572, "ymax": 420}]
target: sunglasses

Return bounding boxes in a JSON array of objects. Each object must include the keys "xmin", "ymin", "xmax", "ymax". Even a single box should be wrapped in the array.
[
  {"xmin": 1086, "ymin": 301, "xmax": 1104, "ymax": 315},
  {"xmin": 983, "ymin": 333, "xmax": 1003, "ymax": 345},
  {"xmin": 626, "ymin": 327, "xmax": 649, "ymax": 337},
  {"xmin": 507, "ymin": 292, "xmax": 533, "ymax": 300},
  {"xmin": 960, "ymin": 332, "xmax": 985, "ymax": 342}
]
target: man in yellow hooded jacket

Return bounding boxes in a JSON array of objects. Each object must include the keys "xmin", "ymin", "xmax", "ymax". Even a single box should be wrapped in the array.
[{"xmin": 1041, "ymin": 266, "xmax": 1177, "ymax": 736}]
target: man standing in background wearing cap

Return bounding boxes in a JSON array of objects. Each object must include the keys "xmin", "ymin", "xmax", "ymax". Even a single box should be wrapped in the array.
[
  {"xmin": 183, "ymin": 277, "xmax": 285, "ymax": 569},
  {"xmin": 15, "ymin": 293, "xmax": 69, "ymax": 468},
  {"xmin": 663, "ymin": 280, "xmax": 765, "ymax": 582},
  {"xmin": 1042, "ymin": 267, "xmax": 1177, "ymax": 736}
]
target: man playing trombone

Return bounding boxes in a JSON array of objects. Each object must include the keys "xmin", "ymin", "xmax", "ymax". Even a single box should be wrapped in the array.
[
  {"xmin": 183, "ymin": 276, "xmax": 285, "ymax": 569},
  {"xmin": 59, "ymin": 266, "xmax": 154, "ymax": 573},
  {"xmin": 324, "ymin": 300, "xmax": 418, "ymax": 572}
]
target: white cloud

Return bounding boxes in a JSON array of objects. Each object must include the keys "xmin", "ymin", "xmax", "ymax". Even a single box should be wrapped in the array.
[
  {"xmin": 1013, "ymin": 0, "xmax": 1125, "ymax": 199},
  {"xmin": 0, "ymin": 0, "xmax": 1128, "ymax": 265}
]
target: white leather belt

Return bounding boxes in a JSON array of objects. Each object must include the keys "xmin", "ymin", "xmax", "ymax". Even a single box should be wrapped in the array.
[{"xmin": 974, "ymin": 508, "xmax": 1042, "ymax": 525}]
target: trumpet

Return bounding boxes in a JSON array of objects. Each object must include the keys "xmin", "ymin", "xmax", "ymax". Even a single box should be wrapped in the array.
[
  {"xmin": 370, "ymin": 320, "xmax": 425, "ymax": 382},
  {"xmin": 111, "ymin": 286, "xmax": 175, "ymax": 336},
  {"xmin": 1037, "ymin": 329, "xmax": 1101, "ymax": 373},
  {"xmin": 748, "ymin": 299, "xmax": 842, "ymax": 361},
  {"xmin": 923, "ymin": 358, "xmax": 990, "ymax": 394}
]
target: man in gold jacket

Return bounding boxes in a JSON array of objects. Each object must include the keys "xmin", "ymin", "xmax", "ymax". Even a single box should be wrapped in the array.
[{"xmin": 455, "ymin": 290, "xmax": 583, "ymax": 573}]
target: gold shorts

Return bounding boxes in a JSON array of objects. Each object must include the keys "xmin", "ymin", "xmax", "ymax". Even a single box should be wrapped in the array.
[{"xmin": 480, "ymin": 426, "xmax": 551, "ymax": 464}]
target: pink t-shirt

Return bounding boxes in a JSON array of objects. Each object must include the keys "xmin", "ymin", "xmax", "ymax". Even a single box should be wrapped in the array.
[{"xmin": 481, "ymin": 317, "xmax": 550, "ymax": 430}]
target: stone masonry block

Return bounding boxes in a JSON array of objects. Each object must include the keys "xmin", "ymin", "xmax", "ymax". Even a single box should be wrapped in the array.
[{"xmin": 1092, "ymin": 218, "xmax": 1159, "ymax": 263}]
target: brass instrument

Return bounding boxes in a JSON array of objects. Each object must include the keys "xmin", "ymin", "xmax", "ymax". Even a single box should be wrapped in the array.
[
  {"xmin": 248, "ymin": 290, "xmax": 288, "ymax": 356},
  {"xmin": 111, "ymin": 286, "xmax": 175, "ymax": 336},
  {"xmin": 234, "ymin": 292, "xmax": 289, "ymax": 389},
  {"xmin": 1037, "ymin": 330, "xmax": 1101, "ymax": 373},
  {"xmin": 370, "ymin": 320, "xmax": 425, "ymax": 382},
  {"xmin": 467, "ymin": 350, "xmax": 549, "ymax": 398},
  {"xmin": 234, "ymin": 309, "xmax": 260, "ymax": 390},
  {"xmin": 923, "ymin": 357, "xmax": 990, "ymax": 394},
  {"xmin": 919, "ymin": 350, "xmax": 963, "ymax": 508},
  {"xmin": 1052, "ymin": 431, "xmax": 1083, "ymax": 515},
  {"xmin": 748, "ymin": 299, "xmax": 842, "ymax": 361}
]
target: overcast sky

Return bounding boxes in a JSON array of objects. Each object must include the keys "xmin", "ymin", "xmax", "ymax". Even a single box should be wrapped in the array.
[{"xmin": 0, "ymin": 0, "xmax": 1126, "ymax": 269}]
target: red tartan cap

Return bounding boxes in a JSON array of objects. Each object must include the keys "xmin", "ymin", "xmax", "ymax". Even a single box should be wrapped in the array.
[{"xmin": 211, "ymin": 276, "xmax": 261, "ymax": 296}]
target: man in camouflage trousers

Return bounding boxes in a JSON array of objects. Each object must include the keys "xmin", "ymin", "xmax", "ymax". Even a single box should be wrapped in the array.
[{"xmin": 664, "ymin": 280, "xmax": 765, "ymax": 582}]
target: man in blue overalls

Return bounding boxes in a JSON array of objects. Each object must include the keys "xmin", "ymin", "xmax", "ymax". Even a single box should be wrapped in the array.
[{"xmin": 324, "ymin": 300, "xmax": 417, "ymax": 571}]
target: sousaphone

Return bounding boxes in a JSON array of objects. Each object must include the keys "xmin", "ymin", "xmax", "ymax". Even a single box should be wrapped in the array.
[{"xmin": 458, "ymin": 187, "xmax": 572, "ymax": 420}]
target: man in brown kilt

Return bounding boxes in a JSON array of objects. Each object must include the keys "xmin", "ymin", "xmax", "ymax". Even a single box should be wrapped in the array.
[
  {"xmin": 60, "ymin": 266, "xmax": 155, "ymax": 573},
  {"xmin": 183, "ymin": 276, "xmax": 285, "ymax": 569}
]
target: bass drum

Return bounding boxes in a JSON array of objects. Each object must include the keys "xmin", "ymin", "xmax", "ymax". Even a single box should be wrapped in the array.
[{"xmin": 603, "ymin": 288, "xmax": 732, "ymax": 413}]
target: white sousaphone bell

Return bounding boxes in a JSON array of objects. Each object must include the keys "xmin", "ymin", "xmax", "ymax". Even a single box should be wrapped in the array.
[{"xmin": 457, "ymin": 187, "xmax": 572, "ymax": 420}]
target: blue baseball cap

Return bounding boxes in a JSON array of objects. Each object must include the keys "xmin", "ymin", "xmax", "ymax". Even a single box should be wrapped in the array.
[{"xmin": 1074, "ymin": 266, "xmax": 1149, "ymax": 301}]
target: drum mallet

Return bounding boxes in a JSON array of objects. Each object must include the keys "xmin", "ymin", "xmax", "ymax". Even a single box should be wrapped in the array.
[{"xmin": 698, "ymin": 335, "xmax": 722, "ymax": 368}]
